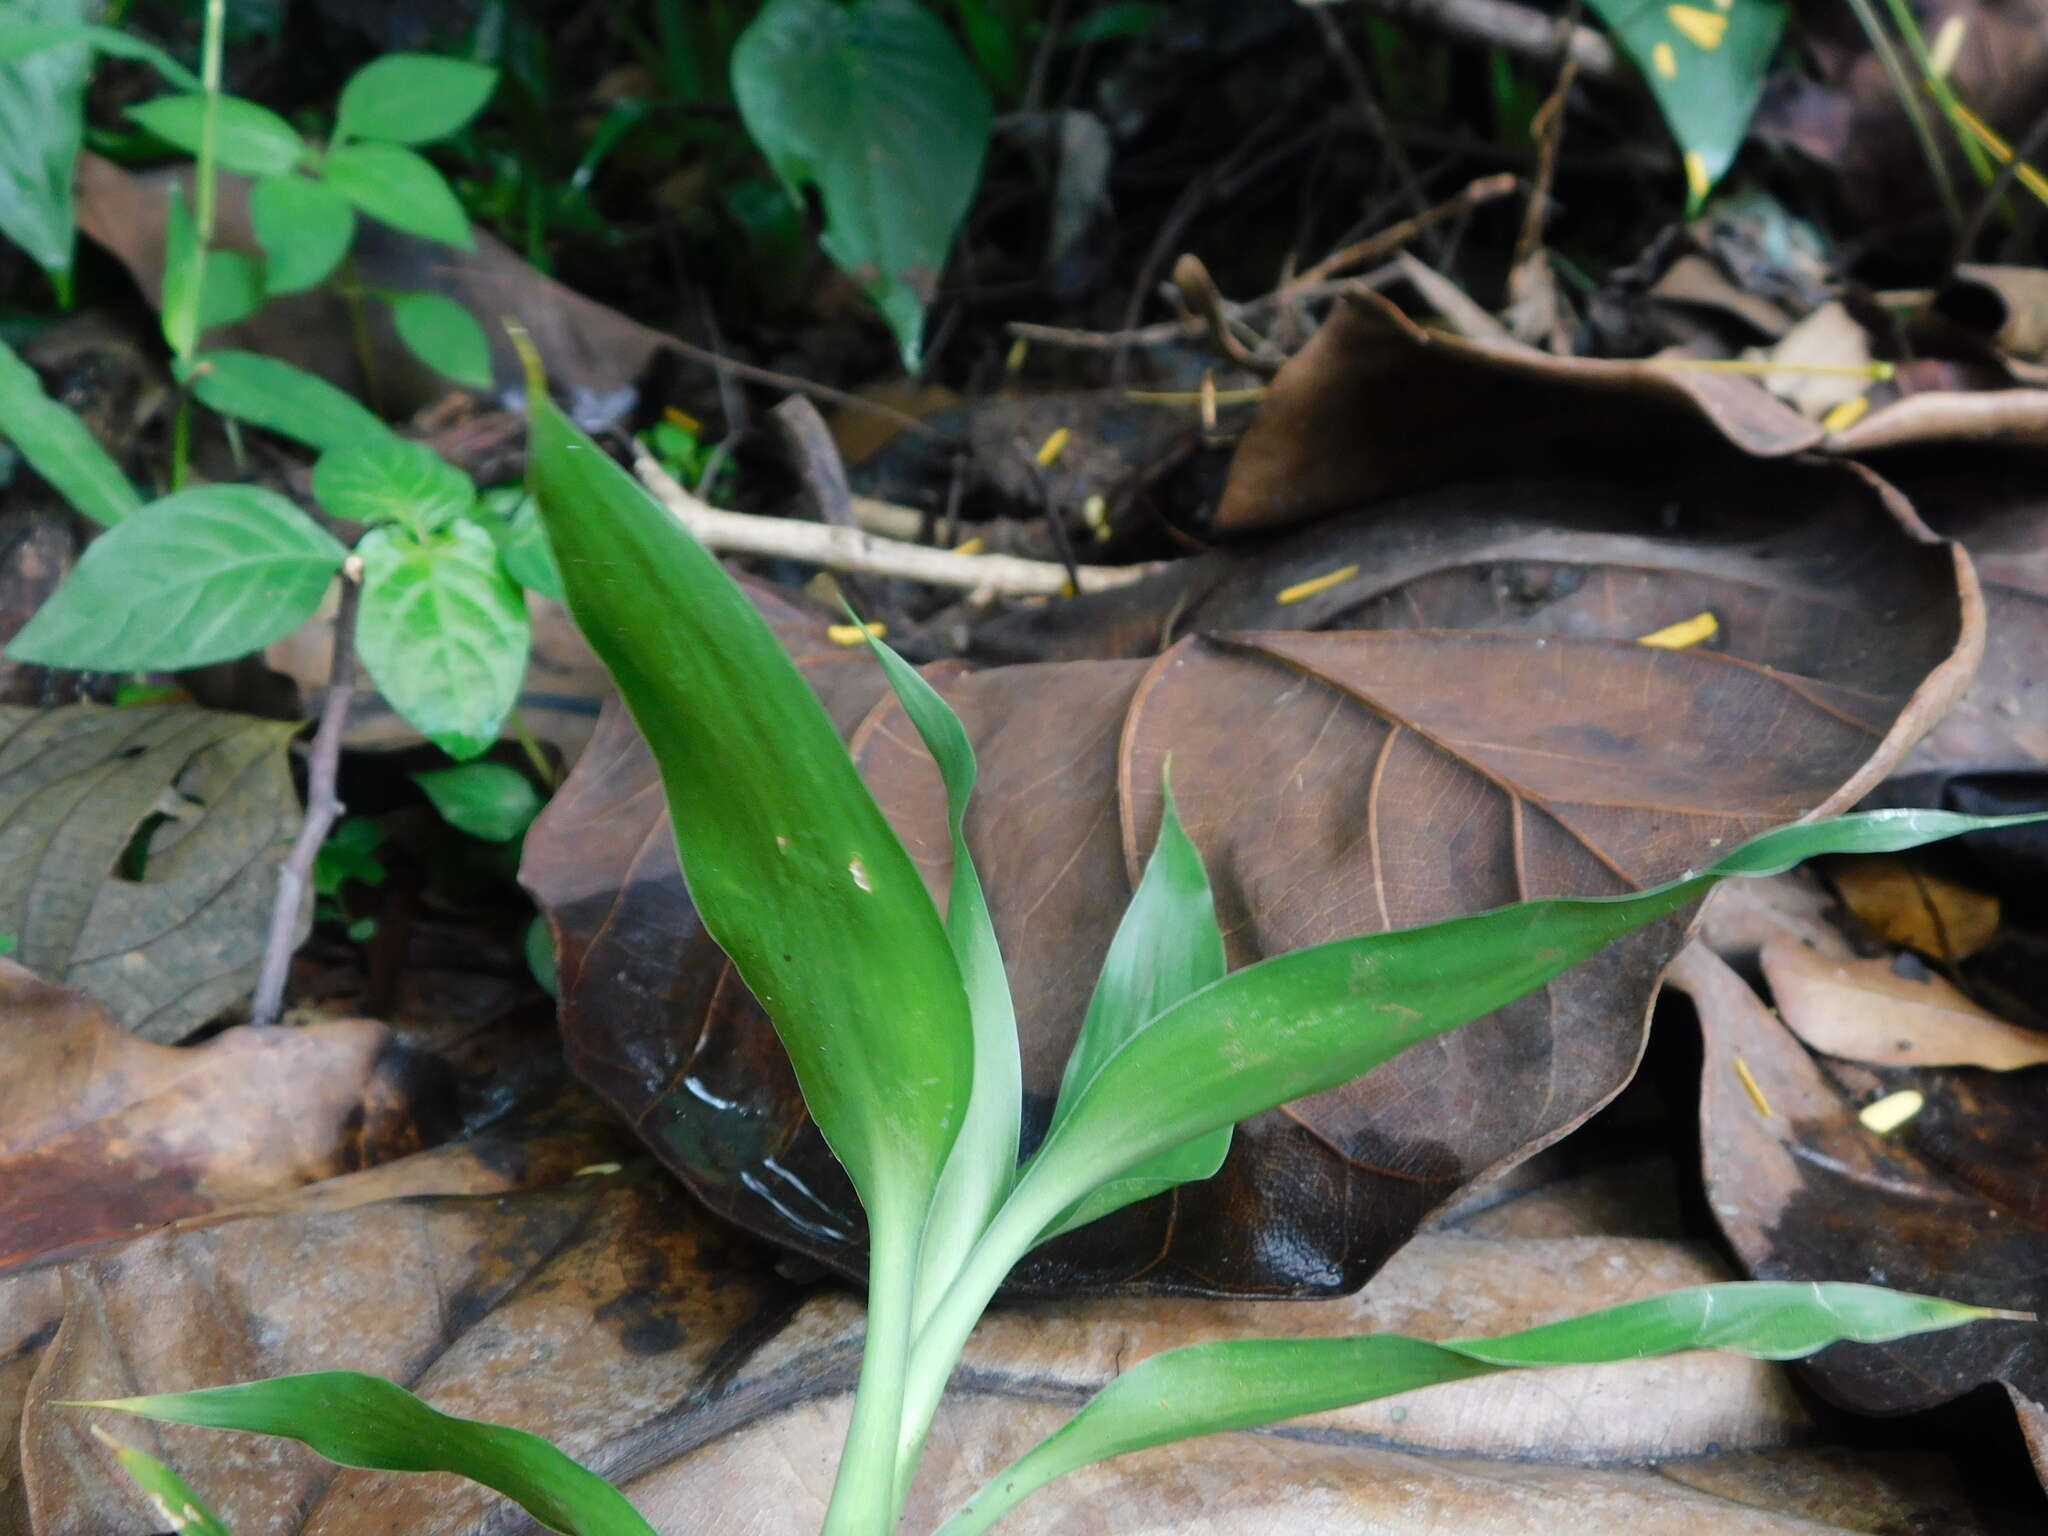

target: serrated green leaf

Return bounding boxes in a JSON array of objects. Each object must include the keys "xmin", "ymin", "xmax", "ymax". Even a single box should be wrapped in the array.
[
  {"xmin": 0, "ymin": 0, "xmax": 91, "ymax": 276},
  {"xmin": 413, "ymin": 760, "xmax": 541, "ymax": 842},
  {"xmin": 859, "ymin": 630, "xmax": 1021, "ymax": 1315},
  {"xmin": 75, "ymin": 1371, "xmax": 657, "ymax": 1536},
  {"xmin": 936, "ymin": 1282, "xmax": 2009, "ymax": 1534},
  {"xmin": 312, "ymin": 434, "xmax": 473, "ymax": 533},
  {"xmin": 1580, "ymin": 0, "xmax": 1787, "ymax": 210},
  {"xmin": 128, "ymin": 93, "xmax": 306, "ymax": 178},
  {"xmin": 335, "ymin": 52, "xmax": 498, "ymax": 145},
  {"xmin": 1033, "ymin": 777, "xmax": 1230, "ymax": 1245},
  {"xmin": 0, "ymin": 332, "xmax": 141, "ymax": 526},
  {"xmin": 91, "ymin": 1429, "xmax": 234, "ymax": 1536},
  {"xmin": 731, "ymin": 0, "xmax": 991, "ymax": 368},
  {"xmin": 249, "ymin": 174, "xmax": 354, "ymax": 293},
  {"xmin": 388, "ymin": 290, "xmax": 493, "ymax": 388},
  {"xmin": 179, "ymin": 351, "xmax": 387, "ymax": 452},
  {"xmin": 7, "ymin": 485, "xmax": 344, "ymax": 671},
  {"xmin": 322, "ymin": 142, "xmax": 473, "ymax": 249},
  {"xmin": 355, "ymin": 518, "xmax": 529, "ymax": 760}
]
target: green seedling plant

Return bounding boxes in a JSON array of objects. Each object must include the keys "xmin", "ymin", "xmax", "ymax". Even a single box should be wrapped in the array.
[{"xmin": 65, "ymin": 354, "xmax": 2044, "ymax": 1534}]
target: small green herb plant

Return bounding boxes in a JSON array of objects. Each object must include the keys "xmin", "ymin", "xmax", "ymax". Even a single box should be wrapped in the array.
[{"xmin": 68, "ymin": 359, "xmax": 2041, "ymax": 1534}]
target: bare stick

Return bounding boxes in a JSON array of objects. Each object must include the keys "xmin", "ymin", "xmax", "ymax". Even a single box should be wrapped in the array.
[
  {"xmin": 1010, "ymin": 269, "xmax": 1402, "ymax": 353},
  {"xmin": 634, "ymin": 449, "xmax": 1165, "ymax": 598},
  {"xmin": 250, "ymin": 576, "xmax": 359, "ymax": 1027},
  {"xmin": 1301, "ymin": 0, "xmax": 1618, "ymax": 81},
  {"xmin": 660, "ymin": 334, "xmax": 952, "ymax": 442},
  {"xmin": 770, "ymin": 395, "xmax": 859, "ymax": 528},
  {"xmin": 1290, "ymin": 172, "xmax": 1520, "ymax": 289}
]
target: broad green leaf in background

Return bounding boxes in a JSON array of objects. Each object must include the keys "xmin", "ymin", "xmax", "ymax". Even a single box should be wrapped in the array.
[
  {"xmin": 860, "ymin": 631, "xmax": 1022, "ymax": 1315},
  {"xmin": 0, "ymin": 333, "xmax": 141, "ymax": 526},
  {"xmin": 354, "ymin": 518, "xmax": 530, "ymax": 760},
  {"xmin": 526, "ymin": 363, "xmax": 972, "ymax": 1520},
  {"xmin": 312, "ymin": 434, "xmax": 474, "ymax": 533},
  {"xmin": 128, "ymin": 93, "xmax": 307, "ymax": 178},
  {"xmin": 413, "ymin": 761, "xmax": 542, "ymax": 842},
  {"xmin": 1579, "ymin": 0, "xmax": 1788, "ymax": 210},
  {"xmin": 177, "ymin": 351, "xmax": 388, "ymax": 452},
  {"xmin": 322, "ymin": 142, "xmax": 474, "ymax": 249},
  {"xmin": 1033, "ymin": 779, "xmax": 1230, "ymax": 1245},
  {"xmin": 75, "ymin": 1372, "xmax": 658, "ymax": 1536},
  {"xmin": 335, "ymin": 52, "xmax": 498, "ymax": 145},
  {"xmin": 249, "ymin": 174, "xmax": 355, "ymax": 292},
  {"xmin": 389, "ymin": 290, "xmax": 494, "ymax": 388},
  {"xmin": 731, "ymin": 0, "xmax": 992, "ymax": 368},
  {"xmin": 6, "ymin": 485, "xmax": 346, "ymax": 671},
  {"xmin": 0, "ymin": 0, "xmax": 91, "ymax": 279},
  {"xmin": 935, "ymin": 1283, "xmax": 2018, "ymax": 1535},
  {"xmin": 91, "ymin": 1429, "xmax": 234, "ymax": 1536},
  {"xmin": 200, "ymin": 250, "xmax": 265, "ymax": 330}
]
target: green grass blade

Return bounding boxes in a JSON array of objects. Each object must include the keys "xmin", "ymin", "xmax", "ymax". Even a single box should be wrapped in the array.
[
  {"xmin": 1010, "ymin": 810, "xmax": 2048, "ymax": 1245},
  {"xmin": 1033, "ymin": 775, "xmax": 1231, "ymax": 1244},
  {"xmin": 858, "ymin": 629, "xmax": 1023, "ymax": 1319},
  {"xmin": 91, "ymin": 1428, "xmax": 235, "ymax": 1536},
  {"xmin": 73, "ymin": 1372, "xmax": 657, "ymax": 1536},
  {"xmin": 0, "ymin": 334, "xmax": 142, "ymax": 526},
  {"xmin": 936, "ymin": 1283, "xmax": 2014, "ymax": 1534}
]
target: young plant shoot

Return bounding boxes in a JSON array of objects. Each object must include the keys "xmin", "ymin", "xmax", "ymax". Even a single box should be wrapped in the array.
[{"xmin": 72, "ymin": 360, "xmax": 2042, "ymax": 1535}]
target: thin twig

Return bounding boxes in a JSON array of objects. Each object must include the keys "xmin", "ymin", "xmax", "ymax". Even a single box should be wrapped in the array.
[
  {"xmin": 658, "ymin": 335, "xmax": 952, "ymax": 442},
  {"xmin": 770, "ymin": 395, "xmax": 859, "ymax": 528},
  {"xmin": 250, "ymin": 577, "xmax": 359, "ymax": 1027},
  {"xmin": 1309, "ymin": 5, "xmax": 1436, "ymax": 231},
  {"xmin": 1955, "ymin": 103, "xmax": 2048, "ymax": 261},
  {"xmin": 1301, "ymin": 0, "xmax": 1617, "ymax": 81},
  {"xmin": 1289, "ymin": 172, "xmax": 1520, "ymax": 289},
  {"xmin": 633, "ymin": 449, "xmax": 1165, "ymax": 597},
  {"xmin": 1011, "ymin": 268, "xmax": 1402, "ymax": 353}
]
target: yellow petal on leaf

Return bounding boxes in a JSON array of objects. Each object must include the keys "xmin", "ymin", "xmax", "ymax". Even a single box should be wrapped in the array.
[
  {"xmin": 1653, "ymin": 41, "xmax": 1679, "ymax": 77},
  {"xmin": 1859, "ymin": 1089, "xmax": 1925, "ymax": 1135},
  {"xmin": 1637, "ymin": 610, "xmax": 1719, "ymax": 649},
  {"xmin": 1667, "ymin": 5, "xmax": 1729, "ymax": 48},
  {"xmin": 827, "ymin": 621, "xmax": 886, "ymax": 646},
  {"xmin": 1276, "ymin": 564, "xmax": 1359, "ymax": 605}
]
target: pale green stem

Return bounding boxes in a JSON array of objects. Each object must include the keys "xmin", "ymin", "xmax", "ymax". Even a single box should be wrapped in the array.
[
  {"xmin": 1876, "ymin": 0, "xmax": 1997, "ymax": 188},
  {"xmin": 172, "ymin": 0, "xmax": 225, "ymax": 490},
  {"xmin": 822, "ymin": 1203, "xmax": 921, "ymax": 1536}
]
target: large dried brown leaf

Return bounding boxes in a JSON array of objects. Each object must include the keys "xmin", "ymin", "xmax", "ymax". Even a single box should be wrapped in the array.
[{"xmin": 525, "ymin": 456, "xmax": 1976, "ymax": 1297}]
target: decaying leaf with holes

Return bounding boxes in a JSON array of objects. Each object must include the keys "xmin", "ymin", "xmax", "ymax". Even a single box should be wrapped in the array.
[{"xmin": 0, "ymin": 704, "xmax": 304, "ymax": 1041}]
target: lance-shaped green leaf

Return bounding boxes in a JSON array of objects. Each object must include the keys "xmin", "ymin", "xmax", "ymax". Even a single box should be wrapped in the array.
[
  {"xmin": 1034, "ymin": 776, "xmax": 1229, "ymax": 1244},
  {"xmin": 0, "ymin": 0, "xmax": 91, "ymax": 278},
  {"xmin": 90, "ymin": 1428, "xmax": 235, "ymax": 1536},
  {"xmin": 0, "ymin": 333, "xmax": 140, "ymax": 526},
  {"xmin": 523, "ymin": 364, "xmax": 972, "ymax": 1238},
  {"xmin": 71, "ymin": 1371, "xmax": 658, "ymax": 1536},
  {"xmin": 858, "ymin": 629, "xmax": 1021, "ymax": 1313},
  {"xmin": 178, "ymin": 351, "xmax": 388, "ymax": 453},
  {"xmin": 1006, "ymin": 810, "xmax": 2048, "ymax": 1240},
  {"xmin": 935, "ymin": 1282, "xmax": 2019, "ymax": 1534},
  {"xmin": 249, "ymin": 174, "xmax": 354, "ymax": 293},
  {"xmin": 336, "ymin": 53, "xmax": 499, "ymax": 145},
  {"xmin": 128, "ymin": 93, "xmax": 306, "ymax": 177},
  {"xmin": 7, "ymin": 485, "xmax": 345, "ymax": 671},
  {"xmin": 322, "ymin": 142, "xmax": 474, "ymax": 249}
]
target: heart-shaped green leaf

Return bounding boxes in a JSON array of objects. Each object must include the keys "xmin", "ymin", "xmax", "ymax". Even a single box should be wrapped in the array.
[
  {"xmin": 731, "ymin": 0, "xmax": 991, "ymax": 368},
  {"xmin": 7, "ymin": 485, "xmax": 345, "ymax": 671},
  {"xmin": 354, "ymin": 519, "xmax": 530, "ymax": 760}
]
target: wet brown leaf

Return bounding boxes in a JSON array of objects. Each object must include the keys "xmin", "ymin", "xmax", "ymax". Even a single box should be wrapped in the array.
[
  {"xmin": 1827, "ymin": 855, "xmax": 2001, "ymax": 961},
  {"xmin": 1761, "ymin": 937, "xmax": 2048, "ymax": 1070},
  {"xmin": 525, "ymin": 455, "xmax": 1975, "ymax": 1297},
  {"xmin": 1670, "ymin": 942, "xmax": 2048, "ymax": 1483}
]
